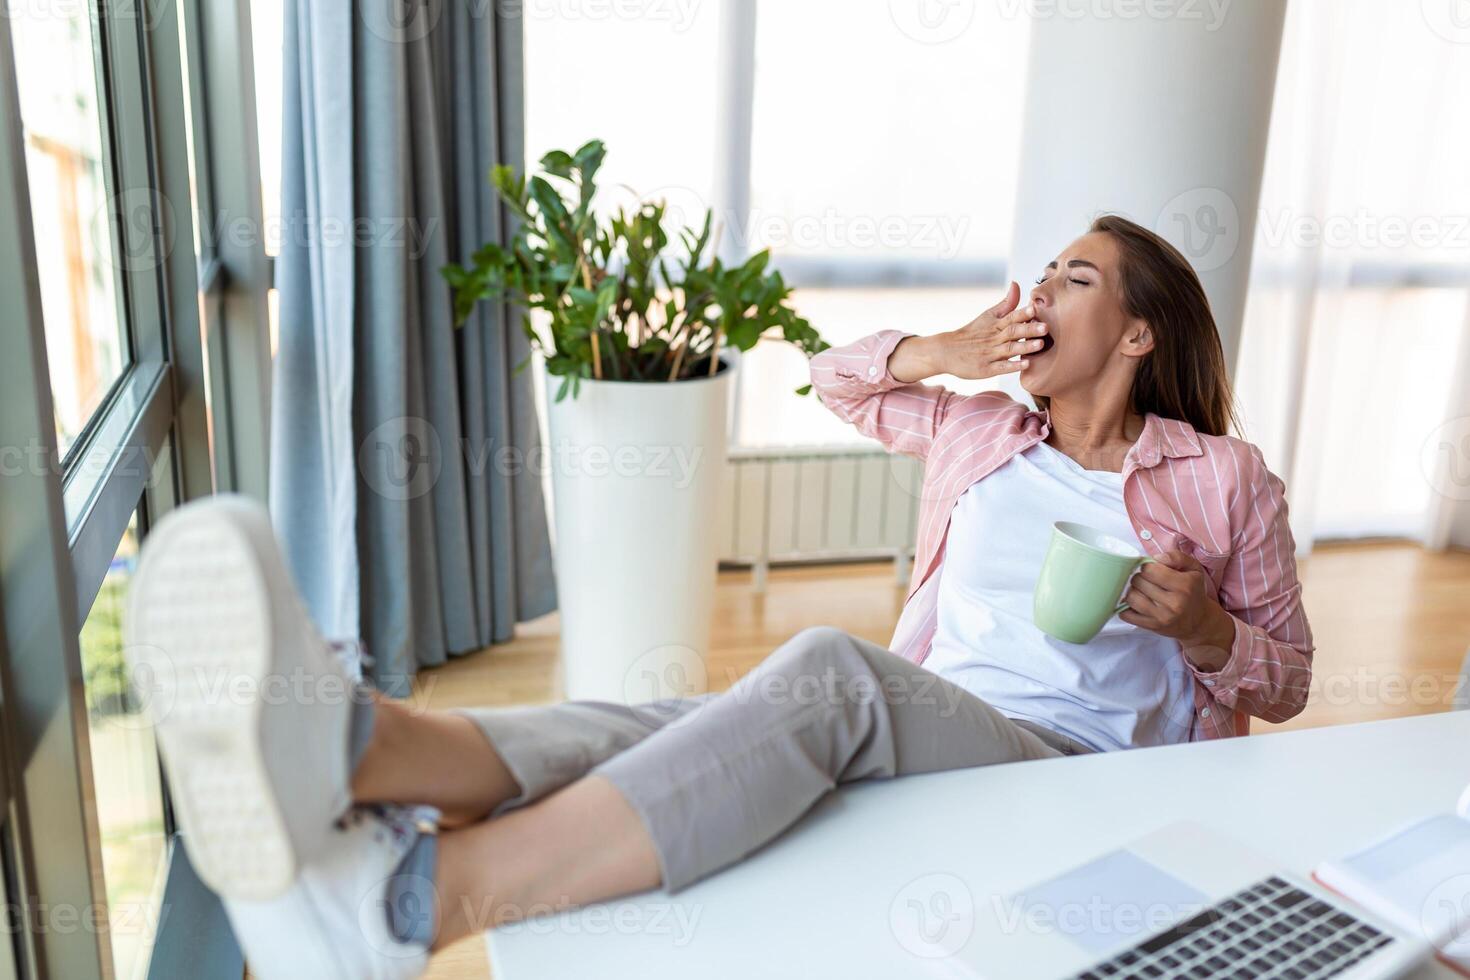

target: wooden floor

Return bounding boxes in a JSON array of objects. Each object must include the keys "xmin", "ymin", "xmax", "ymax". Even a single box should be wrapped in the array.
[{"xmin": 418, "ymin": 540, "xmax": 1470, "ymax": 980}]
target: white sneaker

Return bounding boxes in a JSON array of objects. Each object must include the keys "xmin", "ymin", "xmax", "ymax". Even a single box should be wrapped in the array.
[
  {"xmin": 123, "ymin": 495, "xmax": 356, "ymax": 900},
  {"xmin": 224, "ymin": 805, "xmax": 439, "ymax": 980}
]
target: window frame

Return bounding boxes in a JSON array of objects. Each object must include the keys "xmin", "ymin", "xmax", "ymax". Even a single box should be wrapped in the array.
[{"xmin": 0, "ymin": 0, "xmax": 272, "ymax": 976}]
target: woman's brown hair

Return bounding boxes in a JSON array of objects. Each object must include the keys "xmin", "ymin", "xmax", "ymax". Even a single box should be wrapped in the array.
[{"xmin": 1035, "ymin": 213, "xmax": 1241, "ymax": 438}]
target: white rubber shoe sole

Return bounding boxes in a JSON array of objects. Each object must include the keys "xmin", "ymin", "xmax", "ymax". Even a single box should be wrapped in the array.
[{"xmin": 124, "ymin": 496, "xmax": 353, "ymax": 901}]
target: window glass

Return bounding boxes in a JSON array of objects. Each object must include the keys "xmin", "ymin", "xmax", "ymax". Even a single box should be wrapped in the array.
[
  {"xmin": 737, "ymin": 287, "xmax": 1009, "ymax": 448},
  {"xmin": 524, "ymin": 3, "xmax": 720, "ymax": 212},
  {"xmin": 10, "ymin": 2, "xmax": 129, "ymax": 456},
  {"xmin": 251, "ymin": 0, "xmax": 282, "ymax": 255},
  {"xmin": 80, "ymin": 513, "xmax": 167, "ymax": 980}
]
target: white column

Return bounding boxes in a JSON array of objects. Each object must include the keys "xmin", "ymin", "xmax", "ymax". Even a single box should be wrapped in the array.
[
  {"xmin": 712, "ymin": 0, "xmax": 758, "ymax": 446},
  {"xmin": 1005, "ymin": 2, "xmax": 1287, "ymax": 382},
  {"xmin": 712, "ymin": 0, "xmax": 757, "ymax": 265}
]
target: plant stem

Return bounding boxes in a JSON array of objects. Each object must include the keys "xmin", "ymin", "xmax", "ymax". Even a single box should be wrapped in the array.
[
  {"xmin": 708, "ymin": 320, "xmax": 723, "ymax": 376},
  {"xmin": 575, "ymin": 249, "xmax": 604, "ymax": 381},
  {"xmin": 667, "ymin": 320, "xmax": 689, "ymax": 381}
]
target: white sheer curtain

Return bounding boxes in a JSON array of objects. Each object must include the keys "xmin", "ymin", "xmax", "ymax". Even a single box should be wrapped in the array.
[{"xmin": 1233, "ymin": 0, "xmax": 1470, "ymax": 556}]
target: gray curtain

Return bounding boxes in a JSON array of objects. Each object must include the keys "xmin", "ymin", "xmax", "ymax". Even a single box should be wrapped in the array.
[{"xmin": 271, "ymin": 1, "xmax": 556, "ymax": 695}]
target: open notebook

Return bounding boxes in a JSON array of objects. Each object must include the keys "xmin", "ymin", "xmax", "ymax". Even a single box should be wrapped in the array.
[{"xmin": 1313, "ymin": 783, "xmax": 1470, "ymax": 977}]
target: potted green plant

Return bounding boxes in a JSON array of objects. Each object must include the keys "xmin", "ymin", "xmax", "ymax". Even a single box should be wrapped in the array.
[{"xmin": 445, "ymin": 140, "xmax": 828, "ymax": 702}]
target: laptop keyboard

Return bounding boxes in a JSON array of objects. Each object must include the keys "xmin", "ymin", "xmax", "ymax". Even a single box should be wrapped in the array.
[{"xmin": 1072, "ymin": 876, "xmax": 1395, "ymax": 979}]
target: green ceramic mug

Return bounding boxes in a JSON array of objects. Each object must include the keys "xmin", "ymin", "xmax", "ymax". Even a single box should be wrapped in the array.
[{"xmin": 1033, "ymin": 521, "xmax": 1157, "ymax": 644}]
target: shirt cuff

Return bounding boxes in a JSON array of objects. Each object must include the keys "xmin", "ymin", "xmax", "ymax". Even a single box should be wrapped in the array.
[
  {"xmin": 861, "ymin": 330, "xmax": 915, "ymax": 387},
  {"xmin": 1186, "ymin": 614, "xmax": 1252, "ymax": 694}
]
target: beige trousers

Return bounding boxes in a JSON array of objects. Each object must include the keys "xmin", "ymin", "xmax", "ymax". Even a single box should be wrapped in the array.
[{"xmin": 462, "ymin": 626, "xmax": 1092, "ymax": 892}]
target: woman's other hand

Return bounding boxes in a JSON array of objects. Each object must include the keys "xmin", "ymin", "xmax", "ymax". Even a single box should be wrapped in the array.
[
  {"xmin": 889, "ymin": 282, "xmax": 1050, "ymax": 383},
  {"xmin": 1118, "ymin": 550, "xmax": 1237, "ymax": 671}
]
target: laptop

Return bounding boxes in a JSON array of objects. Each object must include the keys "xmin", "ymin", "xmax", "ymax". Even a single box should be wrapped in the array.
[{"xmin": 971, "ymin": 821, "xmax": 1433, "ymax": 979}]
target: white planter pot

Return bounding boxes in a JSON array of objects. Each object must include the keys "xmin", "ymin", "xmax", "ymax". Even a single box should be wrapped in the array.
[{"xmin": 546, "ymin": 354, "xmax": 734, "ymax": 704}]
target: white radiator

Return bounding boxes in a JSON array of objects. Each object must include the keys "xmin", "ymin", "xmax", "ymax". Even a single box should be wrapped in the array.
[{"xmin": 716, "ymin": 446, "xmax": 922, "ymax": 591}]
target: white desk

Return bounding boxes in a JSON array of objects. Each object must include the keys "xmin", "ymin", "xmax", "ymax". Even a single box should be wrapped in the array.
[{"xmin": 487, "ymin": 711, "xmax": 1470, "ymax": 980}]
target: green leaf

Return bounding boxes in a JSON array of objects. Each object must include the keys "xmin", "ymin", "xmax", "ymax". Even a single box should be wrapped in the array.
[
  {"xmin": 726, "ymin": 316, "xmax": 763, "ymax": 351},
  {"xmin": 445, "ymin": 140, "xmax": 830, "ymax": 401},
  {"xmin": 737, "ymin": 250, "xmax": 770, "ymax": 281},
  {"xmin": 472, "ymin": 241, "xmax": 508, "ymax": 266},
  {"xmin": 490, "ymin": 165, "xmax": 529, "ymax": 216},
  {"xmin": 539, "ymin": 149, "xmax": 575, "ymax": 178},
  {"xmin": 573, "ymin": 139, "xmax": 606, "ymax": 178},
  {"xmin": 529, "ymin": 176, "xmax": 574, "ymax": 242},
  {"xmin": 593, "ymin": 276, "xmax": 619, "ymax": 322}
]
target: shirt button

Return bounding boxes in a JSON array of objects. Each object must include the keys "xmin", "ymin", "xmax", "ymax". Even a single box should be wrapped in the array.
[
  {"xmin": 867, "ymin": 366, "xmax": 878, "ymax": 376},
  {"xmin": 1201, "ymin": 707, "xmax": 1211, "ymax": 718},
  {"xmin": 1202, "ymin": 679, "xmax": 1215, "ymax": 687},
  {"xmin": 1140, "ymin": 529, "xmax": 1153, "ymax": 541}
]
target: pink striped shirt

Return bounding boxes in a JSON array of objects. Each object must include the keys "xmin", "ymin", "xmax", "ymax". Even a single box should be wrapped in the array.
[{"xmin": 809, "ymin": 329, "xmax": 1314, "ymax": 741}]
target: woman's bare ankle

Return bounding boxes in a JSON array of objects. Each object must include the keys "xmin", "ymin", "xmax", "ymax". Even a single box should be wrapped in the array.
[
  {"xmin": 351, "ymin": 699, "xmax": 520, "ymax": 825},
  {"xmin": 349, "ymin": 696, "xmax": 406, "ymax": 802}
]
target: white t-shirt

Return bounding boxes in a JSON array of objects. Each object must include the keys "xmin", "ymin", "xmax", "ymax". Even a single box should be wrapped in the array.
[{"xmin": 924, "ymin": 439, "xmax": 1196, "ymax": 752}]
